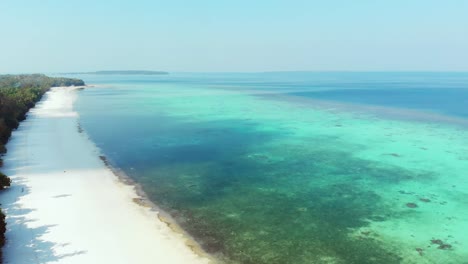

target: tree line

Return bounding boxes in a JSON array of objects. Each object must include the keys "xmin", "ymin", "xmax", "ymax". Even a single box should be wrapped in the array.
[{"xmin": 0, "ymin": 74, "xmax": 85, "ymax": 260}]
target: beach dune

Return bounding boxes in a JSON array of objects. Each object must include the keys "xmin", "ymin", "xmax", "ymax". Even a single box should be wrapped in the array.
[{"xmin": 0, "ymin": 87, "xmax": 210, "ymax": 264}]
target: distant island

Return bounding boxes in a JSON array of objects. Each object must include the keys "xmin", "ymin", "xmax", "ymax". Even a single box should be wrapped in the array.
[{"xmin": 64, "ymin": 70, "xmax": 169, "ymax": 75}]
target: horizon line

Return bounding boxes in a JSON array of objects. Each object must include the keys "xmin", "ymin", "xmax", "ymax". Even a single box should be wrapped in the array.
[{"xmin": 3, "ymin": 70, "xmax": 468, "ymax": 75}]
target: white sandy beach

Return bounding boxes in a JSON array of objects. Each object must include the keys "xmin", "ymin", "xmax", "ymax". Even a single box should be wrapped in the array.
[{"xmin": 0, "ymin": 87, "xmax": 211, "ymax": 264}]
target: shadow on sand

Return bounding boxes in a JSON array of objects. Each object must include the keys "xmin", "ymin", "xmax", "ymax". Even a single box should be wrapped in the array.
[{"xmin": 0, "ymin": 175, "xmax": 87, "ymax": 264}]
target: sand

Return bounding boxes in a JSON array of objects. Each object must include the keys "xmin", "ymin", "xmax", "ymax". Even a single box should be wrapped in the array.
[{"xmin": 0, "ymin": 87, "xmax": 211, "ymax": 264}]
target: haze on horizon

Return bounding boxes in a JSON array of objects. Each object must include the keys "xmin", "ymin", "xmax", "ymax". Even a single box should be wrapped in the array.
[{"xmin": 1, "ymin": 0, "xmax": 467, "ymax": 73}]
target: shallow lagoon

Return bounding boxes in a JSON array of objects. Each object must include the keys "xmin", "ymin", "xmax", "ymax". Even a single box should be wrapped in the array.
[{"xmin": 75, "ymin": 73, "xmax": 468, "ymax": 263}]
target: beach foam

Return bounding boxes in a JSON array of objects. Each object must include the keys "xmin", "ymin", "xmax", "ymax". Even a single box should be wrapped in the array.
[{"xmin": 0, "ymin": 87, "xmax": 211, "ymax": 264}]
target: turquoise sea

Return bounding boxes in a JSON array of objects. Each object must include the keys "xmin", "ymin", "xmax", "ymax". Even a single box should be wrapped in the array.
[{"xmin": 72, "ymin": 72, "xmax": 468, "ymax": 264}]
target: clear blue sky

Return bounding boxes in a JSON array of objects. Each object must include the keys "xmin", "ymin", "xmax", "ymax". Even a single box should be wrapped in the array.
[{"xmin": 1, "ymin": 0, "xmax": 467, "ymax": 73}]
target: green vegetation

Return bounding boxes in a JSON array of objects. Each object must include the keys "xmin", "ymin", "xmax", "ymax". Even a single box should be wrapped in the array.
[
  {"xmin": 0, "ymin": 74, "xmax": 84, "ymax": 154},
  {"xmin": 1, "ymin": 73, "xmax": 84, "ymax": 178},
  {"xmin": 0, "ymin": 172, "xmax": 10, "ymax": 190},
  {"xmin": 0, "ymin": 74, "xmax": 84, "ymax": 261}
]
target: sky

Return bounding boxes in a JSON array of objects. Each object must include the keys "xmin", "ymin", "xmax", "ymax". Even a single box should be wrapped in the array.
[{"xmin": 0, "ymin": 0, "xmax": 467, "ymax": 73}]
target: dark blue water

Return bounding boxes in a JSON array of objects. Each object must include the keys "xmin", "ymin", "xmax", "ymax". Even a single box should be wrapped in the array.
[
  {"xmin": 74, "ymin": 72, "xmax": 468, "ymax": 264},
  {"xmin": 290, "ymin": 88, "xmax": 468, "ymax": 118}
]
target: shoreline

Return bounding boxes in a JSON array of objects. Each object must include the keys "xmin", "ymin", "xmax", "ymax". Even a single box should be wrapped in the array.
[
  {"xmin": 89, "ymin": 138, "xmax": 211, "ymax": 259},
  {"xmin": 76, "ymin": 95, "xmax": 214, "ymax": 259},
  {"xmin": 0, "ymin": 87, "xmax": 213, "ymax": 264}
]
